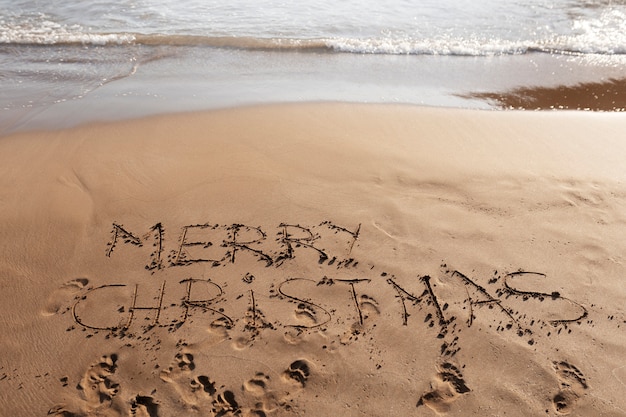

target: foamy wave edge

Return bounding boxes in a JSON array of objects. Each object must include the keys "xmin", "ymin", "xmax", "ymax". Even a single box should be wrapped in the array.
[
  {"xmin": 2, "ymin": 32, "xmax": 625, "ymax": 56},
  {"xmin": 0, "ymin": 32, "xmax": 137, "ymax": 46}
]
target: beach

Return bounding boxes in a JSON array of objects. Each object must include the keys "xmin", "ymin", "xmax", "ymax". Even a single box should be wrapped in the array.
[
  {"xmin": 2, "ymin": 0, "xmax": 626, "ymax": 415},
  {"xmin": 1, "ymin": 103, "xmax": 626, "ymax": 416}
]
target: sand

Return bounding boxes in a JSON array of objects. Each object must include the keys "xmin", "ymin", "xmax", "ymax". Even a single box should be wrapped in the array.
[
  {"xmin": 463, "ymin": 78, "xmax": 626, "ymax": 111},
  {"xmin": 1, "ymin": 103, "xmax": 625, "ymax": 416}
]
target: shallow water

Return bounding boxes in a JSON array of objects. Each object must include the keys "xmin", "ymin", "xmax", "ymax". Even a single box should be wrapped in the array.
[{"xmin": 1, "ymin": 0, "xmax": 626, "ymax": 133}]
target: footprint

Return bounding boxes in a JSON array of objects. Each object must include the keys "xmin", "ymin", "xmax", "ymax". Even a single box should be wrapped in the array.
[
  {"xmin": 244, "ymin": 373, "xmax": 270, "ymax": 396},
  {"xmin": 77, "ymin": 354, "xmax": 120, "ymax": 408},
  {"xmin": 159, "ymin": 351, "xmax": 195, "ymax": 378},
  {"xmin": 208, "ymin": 316, "xmax": 233, "ymax": 338},
  {"xmin": 244, "ymin": 306, "xmax": 274, "ymax": 334},
  {"xmin": 417, "ymin": 362, "xmax": 470, "ymax": 413},
  {"xmin": 213, "ymin": 390, "xmax": 239, "ymax": 415},
  {"xmin": 242, "ymin": 372, "xmax": 282, "ymax": 414},
  {"xmin": 175, "ymin": 352, "xmax": 195, "ymax": 371},
  {"xmin": 192, "ymin": 375, "xmax": 216, "ymax": 396},
  {"xmin": 339, "ymin": 293, "xmax": 379, "ymax": 344},
  {"xmin": 160, "ymin": 350, "xmax": 194, "ymax": 374},
  {"xmin": 130, "ymin": 395, "xmax": 159, "ymax": 417},
  {"xmin": 359, "ymin": 294, "xmax": 380, "ymax": 320},
  {"xmin": 553, "ymin": 361, "xmax": 588, "ymax": 389},
  {"xmin": 160, "ymin": 351, "xmax": 220, "ymax": 408},
  {"xmin": 210, "ymin": 316, "xmax": 233, "ymax": 329},
  {"xmin": 552, "ymin": 361, "xmax": 588, "ymax": 415},
  {"xmin": 235, "ymin": 300, "xmax": 274, "ymax": 349},
  {"xmin": 282, "ymin": 360, "xmax": 310, "ymax": 388},
  {"xmin": 294, "ymin": 303, "xmax": 318, "ymax": 326},
  {"xmin": 48, "ymin": 354, "xmax": 120, "ymax": 416},
  {"xmin": 42, "ymin": 278, "xmax": 89, "ymax": 316}
]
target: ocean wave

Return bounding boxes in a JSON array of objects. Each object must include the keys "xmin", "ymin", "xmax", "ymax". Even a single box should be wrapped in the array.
[
  {"xmin": 2, "ymin": 28, "xmax": 626, "ymax": 56},
  {"xmin": 3, "ymin": 0, "xmax": 626, "ymax": 58},
  {"xmin": 0, "ymin": 22, "xmax": 136, "ymax": 46},
  {"xmin": 326, "ymin": 37, "xmax": 533, "ymax": 56}
]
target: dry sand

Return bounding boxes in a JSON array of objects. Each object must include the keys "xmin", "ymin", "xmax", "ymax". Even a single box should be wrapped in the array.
[{"xmin": 1, "ymin": 103, "xmax": 625, "ymax": 416}]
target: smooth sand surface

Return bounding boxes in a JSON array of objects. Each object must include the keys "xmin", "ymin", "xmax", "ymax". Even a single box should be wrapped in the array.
[{"xmin": 1, "ymin": 103, "xmax": 626, "ymax": 416}]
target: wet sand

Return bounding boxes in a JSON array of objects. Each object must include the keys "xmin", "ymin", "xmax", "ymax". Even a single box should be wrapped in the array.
[{"xmin": 463, "ymin": 78, "xmax": 626, "ymax": 111}]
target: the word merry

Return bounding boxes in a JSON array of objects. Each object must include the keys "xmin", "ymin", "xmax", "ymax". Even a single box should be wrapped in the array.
[{"xmin": 105, "ymin": 221, "xmax": 361, "ymax": 270}]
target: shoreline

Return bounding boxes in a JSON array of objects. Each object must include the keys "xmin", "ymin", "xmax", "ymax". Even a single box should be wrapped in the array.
[
  {"xmin": 2, "ymin": 102, "xmax": 626, "ymax": 416},
  {"xmin": 4, "ymin": 45, "xmax": 626, "ymax": 136}
]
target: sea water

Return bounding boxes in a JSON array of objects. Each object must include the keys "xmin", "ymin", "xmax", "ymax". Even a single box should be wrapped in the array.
[{"xmin": 1, "ymin": 0, "xmax": 626, "ymax": 132}]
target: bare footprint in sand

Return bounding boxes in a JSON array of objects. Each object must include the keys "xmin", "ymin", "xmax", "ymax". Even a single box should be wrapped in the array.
[
  {"xmin": 243, "ymin": 372, "xmax": 281, "ymax": 415},
  {"xmin": 417, "ymin": 362, "xmax": 470, "ymax": 413},
  {"xmin": 244, "ymin": 372, "xmax": 271, "ymax": 396},
  {"xmin": 77, "ymin": 354, "xmax": 120, "ymax": 408},
  {"xmin": 191, "ymin": 374, "xmax": 217, "ymax": 396},
  {"xmin": 294, "ymin": 303, "xmax": 319, "ymax": 327},
  {"xmin": 552, "ymin": 361, "xmax": 588, "ymax": 415},
  {"xmin": 160, "ymin": 351, "xmax": 223, "ymax": 409},
  {"xmin": 130, "ymin": 395, "xmax": 159, "ymax": 417},
  {"xmin": 42, "ymin": 278, "xmax": 89, "ymax": 316},
  {"xmin": 282, "ymin": 360, "xmax": 311, "ymax": 388},
  {"xmin": 213, "ymin": 390, "xmax": 240, "ymax": 415},
  {"xmin": 159, "ymin": 351, "xmax": 199, "ymax": 401},
  {"xmin": 48, "ymin": 353, "xmax": 120, "ymax": 417},
  {"xmin": 234, "ymin": 302, "xmax": 274, "ymax": 350},
  {"xmin": 159, "ymin": 351, "xmax": 194, "ymax": 382},
  {"xmin": 359, "ymin": 294, "xmax": 380, "ymax": 320}
]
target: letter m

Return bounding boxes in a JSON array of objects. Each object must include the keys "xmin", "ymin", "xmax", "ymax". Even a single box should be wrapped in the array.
[{"xmin": 105, "ymin": 222, "xmax": 164, "ymax": 270}]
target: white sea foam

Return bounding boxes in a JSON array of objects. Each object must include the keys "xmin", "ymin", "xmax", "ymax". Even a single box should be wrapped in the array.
[
  {"xmin": 566, "ymin": 9, "xmax": 626, "ymax": 54},
  {"xmin": 1, "ymin": 1, "xmax": 625, "ymax": 56},
  {"xmin": 326, "ymin": 37, "xmax": 532, "ymax": 56},
  {"xmin": 0, "ymin": 15, "xmax": 135, "ymax": 45}
]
